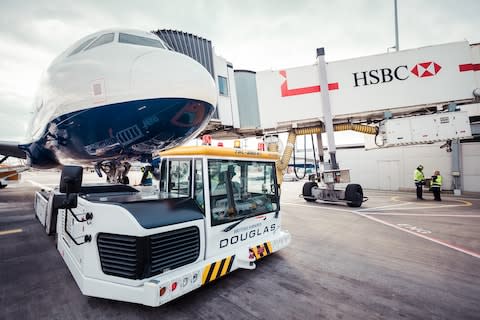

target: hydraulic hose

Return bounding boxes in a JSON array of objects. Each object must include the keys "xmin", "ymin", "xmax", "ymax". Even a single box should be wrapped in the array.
[
  {"xmin": 311, "ymin": 134, "xmax": 319, "ymax": 177},
  {"xmin": 276, "ymin": 131, "xmax": 297, "ymax": 185},
  {"xmin": 276, "ymin": 123, "xmax": 377, "ymax": 185},
  {"xmin": 293, "ymin": 135, "xmax": 307, "ymax": 180},
  {"xmin": 333, "ymin": 123, "xmax": 378, "ymax": 135}
]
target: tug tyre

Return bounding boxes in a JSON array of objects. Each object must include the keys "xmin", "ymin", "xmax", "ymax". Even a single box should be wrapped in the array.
[
  {"xmin": 346, "ymin": 184, "xmax": 363, "ymax": 207},
  {"xmin": 0, "ymin": 183, "xmax": 6, "ymax": 189},
  {"xmin": 302, "ymin": 182, "xmax": 318, "ymax": 202}
]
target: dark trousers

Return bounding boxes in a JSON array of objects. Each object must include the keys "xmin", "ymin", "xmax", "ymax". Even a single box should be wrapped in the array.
[
  {"xmin": 431, "ymin": 186, "xmax": 441, "ymax": 201},
  {"xmin": 415, "ymin": 183, "xmax": 423, "ymax": 199}
]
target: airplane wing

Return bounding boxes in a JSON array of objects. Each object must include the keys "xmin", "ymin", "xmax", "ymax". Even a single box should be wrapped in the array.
[
  {"xmin": 0, "ymin": 165, "xmax": 29, "ymax": 174},
  {"xmin": 0, "ymin": 141, "xmax": 27, "ymax": 159}
]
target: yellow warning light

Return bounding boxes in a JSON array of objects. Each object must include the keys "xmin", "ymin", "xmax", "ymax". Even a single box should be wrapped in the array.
[{"xmin": 234, "ymin": 140, "xmax": 241, "ymax": 148}]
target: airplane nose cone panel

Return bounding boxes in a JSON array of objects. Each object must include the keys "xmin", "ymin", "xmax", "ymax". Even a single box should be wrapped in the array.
[{"xmin": 130, "ymin": 50, "xmax": 217, "ymax": 107}]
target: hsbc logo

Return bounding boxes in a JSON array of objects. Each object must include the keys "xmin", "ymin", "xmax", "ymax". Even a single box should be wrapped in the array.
[
  {"xmin": 411, "ymin": 62, "xmax": 442, "ymax": 77},
  {"xmin": 353, "ymin": 61, "xmax": 442, "ymax": 87}
]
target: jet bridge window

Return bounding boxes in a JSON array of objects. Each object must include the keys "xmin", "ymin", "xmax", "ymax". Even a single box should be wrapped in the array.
[
  {"xmin": 218, "ymin": 76, "xmax": 229, "ymax": 96},
  {"xmin": 119, "ymin": 33, "xmax": 165, "ymax": 49},
  {"xmin": 85, "ymin": 33, "xmax": 115, "ymax": 51},
  {"xmin": 208, "ymin": 159, "xmax": 279, "ymax": 226}
]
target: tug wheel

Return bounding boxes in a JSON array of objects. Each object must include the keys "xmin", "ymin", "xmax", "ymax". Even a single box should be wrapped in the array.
[
  {"xmin": 346, "ymin": 184, "xmax": 363, "ymax": 207},
  {"xmin": 302, "ymin": 182, "xmax": 318, "ymax": 202}
]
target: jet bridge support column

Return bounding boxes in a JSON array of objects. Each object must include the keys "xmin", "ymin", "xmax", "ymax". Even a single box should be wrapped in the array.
[
  {"xmin": 316, "ymin": 48, "xmax": 338, "ymax": 169},
  {"xmin": 300, "ymin": 48, "xmax": 365, "ymax": 207},
  {"xmin": 451, "ymin": 139, "xmax": 462, "ymax": 195}
]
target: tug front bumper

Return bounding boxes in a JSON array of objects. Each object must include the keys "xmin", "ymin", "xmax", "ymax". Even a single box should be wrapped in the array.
[{"xmin": 61, "ymin": 230, "xmax": 291, "ymax": 306}]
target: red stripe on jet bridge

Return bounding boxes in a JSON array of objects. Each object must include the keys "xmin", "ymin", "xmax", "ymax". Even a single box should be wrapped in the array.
[
  {"xmin": 459, "ymin": 63, "xmax": 480, "ymax": 72},
  {"xmin": 279, "ymin": 70, "xmax": 339, "ymax": 97},
  {"xmin": 328, "ymin": 82, "xmax": 339, "ymax": 90}
]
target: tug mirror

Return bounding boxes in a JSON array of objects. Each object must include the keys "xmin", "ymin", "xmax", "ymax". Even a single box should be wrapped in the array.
[
  {"xmin": 53, "ymin": 194, "xmax": 78, "ymax": 210},
  {"xmin": 60, "ymin": 165, "xmax": 83, "ymax": 194}
]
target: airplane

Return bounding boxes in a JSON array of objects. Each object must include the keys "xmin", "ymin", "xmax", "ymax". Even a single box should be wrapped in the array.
[
  {"xmin": 0, "ymin": 29, "xmax": 217, "ymax": 183},
  {"xmin": 0, "ymin": 163, "xmax": 29, "ymax": 189}
]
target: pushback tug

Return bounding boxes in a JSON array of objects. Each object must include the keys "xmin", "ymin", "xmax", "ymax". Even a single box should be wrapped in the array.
[{"xmin": 34, "ymin": 146, "xmax": 290, "ymax": 306}]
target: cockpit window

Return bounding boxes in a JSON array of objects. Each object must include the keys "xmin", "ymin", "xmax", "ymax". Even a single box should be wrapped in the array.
[
  {"xmin": 68, "ymin": 37, "xmax": 95, "ymax": 56},
  {"xmin": 85, "ymin": 33, "xmax": 115, "ymax": 51},
  {"xmin": 119, "ymin": 33, "xmax": 165, "ymax": 49}
]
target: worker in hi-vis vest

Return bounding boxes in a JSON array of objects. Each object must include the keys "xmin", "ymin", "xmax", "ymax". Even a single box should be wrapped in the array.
[
  {"xmin": 430, "ymin": 170, "xmax": 443, "ymax": 201},
  {"xmin": 413, "ymin": 164, "xmax": 425, "ymax": 200},
  {"xmin": 140, "ymin": 166, "xmax": 154, "ymax": 186}
]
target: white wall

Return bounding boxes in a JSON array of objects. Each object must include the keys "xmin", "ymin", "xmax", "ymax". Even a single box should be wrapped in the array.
[
  {"xmin": 336, "ymin": 143, "xmax": 454, "ymax": 191},
  {"xmin": 227, "ymin": 66, "xmax": 240, "ymax": 128},
  {"xmin": 213, "ymin": 54, "xmax": 235, "ymax": 126},
  {"xmin": 462, "ymin": 142, "xmax": 480, "ymax": 192}
]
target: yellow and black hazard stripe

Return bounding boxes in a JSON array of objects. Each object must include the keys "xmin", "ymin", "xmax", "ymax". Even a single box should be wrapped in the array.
[
  {"xmin": 250, "ymin": 242, "xmax": 273, "ymax": 260},
  {"xmin": 202, "ymin": 255, "xmax": 235, "ymax": 285}
]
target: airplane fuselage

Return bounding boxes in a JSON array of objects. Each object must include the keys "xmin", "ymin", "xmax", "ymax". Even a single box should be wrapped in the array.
[{"xmin": 22, "ymin": 29, "xmax": 217, "ymax": 168}]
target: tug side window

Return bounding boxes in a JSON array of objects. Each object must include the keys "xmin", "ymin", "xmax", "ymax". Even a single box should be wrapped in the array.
[
  {"xmin": 159, "ymin": 159, "xmax": 168, "ymax": 193},
  {"xmin": 159, "ymin": 159, "xmax": 192, "ymax": 198},
  {"xmin": 194, "ymin": 159, "xmax": 205, "ymax": 212},
  {"xmin": 168, "ymin": 160, "xmax": 191, "ymax": 198}
]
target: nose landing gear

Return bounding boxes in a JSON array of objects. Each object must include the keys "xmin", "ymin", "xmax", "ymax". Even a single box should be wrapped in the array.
[{"xmin": 95, "ymin": 161, "xmax": 131, "ymax": 184}]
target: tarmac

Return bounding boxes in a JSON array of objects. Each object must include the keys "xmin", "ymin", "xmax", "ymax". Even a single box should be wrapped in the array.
[{"xmin": 1, "ymin": 172, "xmax": 479, "ymax": 320}]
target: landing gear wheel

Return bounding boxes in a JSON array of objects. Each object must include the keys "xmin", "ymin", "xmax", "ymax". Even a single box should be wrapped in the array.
[
  {"xmin": 345, "ymin": 183, "xmax": 363, "ymax": 207},
  {"xmin": 0, "ymin": 183, "xmax": 6, "ymax": 189},
  {"xmin": 302, "ymin": 182, "xmax": 318, "ymax": 202}
]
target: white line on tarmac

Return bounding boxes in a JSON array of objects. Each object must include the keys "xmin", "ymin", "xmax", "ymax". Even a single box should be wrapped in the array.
[
  {"xmin": 283, "ymin": 201, "xmax": 480, "ymax": 259},
  {"xmin": 360, "ymin": 203, "xmax": 471, "ymax": 211},
  {"xmin": 357, "ymin": 202, "xmax": 413, "ymax": 212},
  {"xmin": 363, "ymin": 213, "xmax": 480, "ymax": 217},
  {"xmin": 0, "ymin": 228, "xmax": 23, "ymax": 236},
  {"xmin": 27, "ymin": 180, "xmax": 53, "ymax": 191},
  {"xmin": 282, "ymin": 202, "xmax": 352, "ymax": 214},
  {"xmin": 356, "ymin": 212, "xmax": 480, "ymax": 259}
]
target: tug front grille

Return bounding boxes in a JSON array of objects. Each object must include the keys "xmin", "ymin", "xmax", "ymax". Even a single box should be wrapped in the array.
[{"xmin": 97, "ymin": 226, "xmax": 200, "ymax": 279}]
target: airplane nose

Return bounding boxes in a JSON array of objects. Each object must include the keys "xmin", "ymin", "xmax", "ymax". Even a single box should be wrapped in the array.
[{"xmin": 130, "ymin": 50, "xmax": 217, "ymax": 107}]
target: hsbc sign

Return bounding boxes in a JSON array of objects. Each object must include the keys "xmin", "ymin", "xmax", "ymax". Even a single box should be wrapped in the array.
[
  {"xmin": 352, "ymin": 61, "xmax": 442, "ymax": 87},
  {"xmin": 255, "ymin": 41, "xmax": 476, "ymax": 129}
]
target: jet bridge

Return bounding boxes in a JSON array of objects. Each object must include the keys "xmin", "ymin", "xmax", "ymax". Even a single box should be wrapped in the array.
[
  {"xmin": 203, "ymin": 40, "xmax": 479, "ymax": 140},
  {"xmin": 200, "ymin": 39, "xmax": 479, "ymax": 199}
]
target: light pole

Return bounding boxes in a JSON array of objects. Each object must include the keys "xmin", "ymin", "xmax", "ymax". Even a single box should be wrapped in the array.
[{"xmin": 394, "ymin": 0, "xmax": 399, "ymax": 51}]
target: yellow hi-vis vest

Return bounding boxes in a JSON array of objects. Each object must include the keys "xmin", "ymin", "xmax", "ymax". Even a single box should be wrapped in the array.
[
  {"xmin": 414, "ymin": 169, "xmax": 424, "ymax": 182},
  {"xmin": 431, "ymin": 175, "xmax": 442, "ymax": 187}
]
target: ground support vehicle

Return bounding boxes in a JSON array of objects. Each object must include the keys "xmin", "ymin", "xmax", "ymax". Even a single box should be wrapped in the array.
[{"xmin": 34, "ymin": 146, "xmax": 290, "ymax": 306}]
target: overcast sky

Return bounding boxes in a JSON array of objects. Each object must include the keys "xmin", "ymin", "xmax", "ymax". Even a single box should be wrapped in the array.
[{"xmin": 1, "ymin": 0, "xmax": 479, "ymax": 140}]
